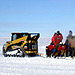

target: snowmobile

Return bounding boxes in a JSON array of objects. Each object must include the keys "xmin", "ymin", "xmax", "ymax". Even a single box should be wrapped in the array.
[{"xmin": 3, "ymin": 32, "xmax": 40, "ymax": 57}]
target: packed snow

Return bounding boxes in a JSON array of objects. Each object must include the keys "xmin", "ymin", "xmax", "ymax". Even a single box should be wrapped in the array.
[{"xmin": 0, "ymin": 37, "xmax": 75, "ymax": 75}]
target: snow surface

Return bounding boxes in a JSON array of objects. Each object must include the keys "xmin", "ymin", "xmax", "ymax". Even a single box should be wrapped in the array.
[
  {"xmin": 0, "ymin": 37, "xmax": 75, "ymax": 75},
  {"xmin": 0, "ymin": 37, "xmax": 10, "ymax": 46}
]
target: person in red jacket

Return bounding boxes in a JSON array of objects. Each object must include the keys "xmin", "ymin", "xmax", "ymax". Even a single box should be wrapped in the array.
[
  {"xmin": 51, "ymin": 31, "xmax": 63, "ymax": 46},
  {"xmin": 55, "ymin": 31, "xmax": 63, "ymax": 44},
  {"xmin": 54, "ymin": 42, "xmax": 65, "ymax": 57},
  {"xmin": 51, "ymin": 33, "xmax": 57, "ymax": 45},
  {"xmin": 46, "ymin": 42, "xmax": 56, "ymax": 57}
]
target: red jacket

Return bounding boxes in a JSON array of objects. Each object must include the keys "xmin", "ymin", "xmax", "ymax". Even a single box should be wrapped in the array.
[
  {"xmin": 58, "ymin": 45, "xmax": 65, "ymax": 51},
  {"xmin": 48, "ymin": 45, "xmax": 56, "ymax": 51},
  {"xmin": 51, "ymin": 34, "xmax": 57, "ymax": 45},
  {"xmin": 55, "ymin": 34, "xmax": 63, "ymax": 44}
]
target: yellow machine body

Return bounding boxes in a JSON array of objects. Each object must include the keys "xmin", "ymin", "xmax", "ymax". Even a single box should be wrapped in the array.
[{"xmin": 3, "ymin": 32, "xmax": 40, "ymax": 56}]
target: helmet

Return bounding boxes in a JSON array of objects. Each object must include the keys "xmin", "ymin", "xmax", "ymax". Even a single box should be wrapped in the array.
[
  {"xmin": 69, "ymin": 30, "xmax": 72, "ymax": 34},
  {"xmin": 57, "ymin": 31, "xmax": 60, "ymax": 34}
]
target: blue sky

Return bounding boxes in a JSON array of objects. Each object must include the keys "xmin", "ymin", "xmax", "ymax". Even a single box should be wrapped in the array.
[{"xmin": 0, "ymin": 0, "xmax": 75, "ymax": 38}]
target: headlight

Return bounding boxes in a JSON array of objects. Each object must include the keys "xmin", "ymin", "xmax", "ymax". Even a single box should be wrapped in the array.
[{"xmin": 24, "ymin": 46, "xmax": 28, "ymax": 49}]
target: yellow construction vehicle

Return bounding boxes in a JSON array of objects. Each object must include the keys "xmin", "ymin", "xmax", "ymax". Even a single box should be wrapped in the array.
[{"xmin": 3, "ymin": 32, "xmax": 40, "ymax": 57}]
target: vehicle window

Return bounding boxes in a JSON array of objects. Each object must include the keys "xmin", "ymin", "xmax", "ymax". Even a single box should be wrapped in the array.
[
  {"xmin": 13, "ymin": 34, "xmax": 17, "ymax": 40},
  {"xmin": 23, "ymin": 34, "xmax": 26, "ymax": 37}
]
